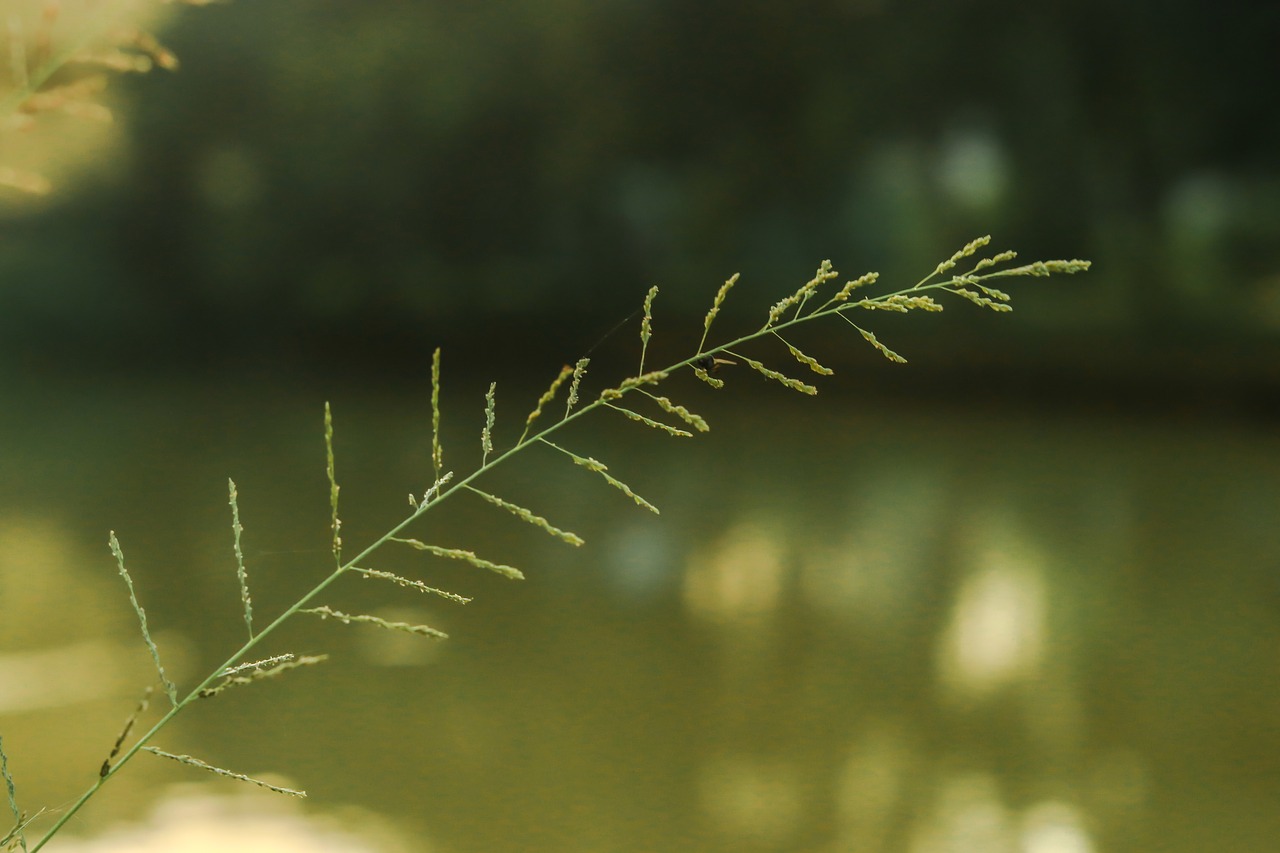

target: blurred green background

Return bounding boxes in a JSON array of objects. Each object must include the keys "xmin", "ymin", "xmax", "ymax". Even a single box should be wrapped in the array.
[
  {"xmin": 1, "ymin": 0, "xmax": 1278, "ymax": 391},
  {"xmin": 2, "ymin": 1, "xmax": 1280, "ymax": 852}
]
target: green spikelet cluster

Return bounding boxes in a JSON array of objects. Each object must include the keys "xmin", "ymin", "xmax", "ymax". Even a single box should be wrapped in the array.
[
  {"xmin": 301, "ymin": 605, "xmax": 448, "ymax": 639},
  {"xmin": 930, "ymin": 234, "xmax": 991, "ymax": 278},
  {"xmin": 639, "ymin": 285, "xmax": 659, "ymax": 372},
  {"xmin": 481, "ymin": 382, "xmax": 496, "ymax": 464},
  {"xmin": 227, "ymin": 479, "xmax": 253, "ymax": 639},
  {"xmin": 764, "ymin": 260, "xmax": 838, "ymax": 328},
  {"xmin": 699, "ymin": 272, "xmax": 739, "ymax": 351},
  {"xmin": 391, "ymin": 537, "xmax": 524, "ymax": 580},
  {"xmin": 143, "ymin": 748, "xmax": 306, "ymax": 798},
  {"xmin": 605, "ymin": 403, "xmax": 693, "ymax": 437},
  {"xmin": 100, "ymin": 687, "xmax": 153, "ymax": 778},
  {"xmin": 541, "ymin": 439, "xmax": 660, "ymax": 514},
  {"xmin": 693, "ymin": 367, "xmax": 725, "ymax": 389},
  {"xmin": 834, "ymin": 271, "xmax": 879, "ymax": 301},
  {"xmin": 355, "ymin": 568, "xmax": 473, "ymax": 602},
  {"xmin": 520, "ymin": 364, "xmax": 574, "ymax": 443},
  {"xmin": 645, "ymin": 394, "xmax": 710, "ymax": 432},
  {"xmin": 324, "ymin": 402, "xmax": 342, "ymax": 564},
  {"xmin": 108, "ymin": 532, "xmax": 178, "ymax": 706},
  {"xmin": 431, "ymin": 348, "xmax": 444, "ymax": 482},
  {"xmin": 198, "ymin": 655, "xmax": 328, "ymax": 699},
  {"xmin": 566, "ymin": 358, "xmax": 589, "ymax": 415},
  {"xmin": 465, "ymin": 486, "xmax": 584, "ymax": 546},
  {"xmin": 730, "ymin": 352, "xmax": 819, "ymax": 395},
  {"xmin": 781, "ymin": 342, "xmax": 834, "ymax": 376}
]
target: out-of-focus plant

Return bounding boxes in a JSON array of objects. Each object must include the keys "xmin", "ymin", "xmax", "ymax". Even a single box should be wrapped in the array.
[{"xmin": 0, "ymin": 0, "xmax": 187, "ymax": 196}]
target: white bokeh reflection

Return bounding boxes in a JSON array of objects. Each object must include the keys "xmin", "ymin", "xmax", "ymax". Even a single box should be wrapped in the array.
[
  {"xmin": 909, "ymin": 772, "xmax": 1014, "ymax": 853},
  {"xmin": 1020, "ymin": 801, "xmax": 1096, "ymax": 853},
  {"xmin": 682, "ymin": 520, "xmax": 785, "ymax": 630},
  {"xmin": 908, "ymin": 773, "xmax": 1097, "ymax": 853},
  {"xmin": 0, "ymin": 513, "xmax": 192, "ymax": 733},
  {"xmin": 0, "ymin": 514, "xmax": 125, "ymax": 648},
  {"xmin": 0, "ymin": 640, "xmax": 132, "ymax": 714},
  {"xmin": 47, "ymin": 787, "xmax": 417, "ymax": 853},
  {"xmin": 935, "ymin": 124, "xmax": 1010, "ymax": 213},
  {"xmin": 936, "ymin": 514, "xmax": 1047, "ymax": 701}
]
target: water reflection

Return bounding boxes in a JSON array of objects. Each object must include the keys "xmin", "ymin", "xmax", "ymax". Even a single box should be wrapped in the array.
[
  {"xmin": 832, "ymin": 723, "xmax": 912, "ymax": 849},
  {"xmin": 0, "ymin": 640, "xmax": 137, "ymax": 714},
  {"xmin": 683, "ymin": 521, "xmax": 785, "ymax": 629},
  {"xmin": 48, "ymin": 788, "xmax": 414, "ymax": 852},
  {"xmin": 352, "ymin": 606, "xmax": 445, "ymax": 668},
  {"xmin": 798, "ymin": 462, "xmax": 947, "ymax": 631},
  {"xmin": 910, "ymin": 772, "xmax": 1014, "ymax": 852},
  {"xmin": 1, "ymin": 381, "xmax": 1278, "ymax": 851},
  {"xmin": 908, "ymin": 778, "xmax": 1097, "ymax": 853},
  {"xmin": 697, "ymin": 753, "xmax": 803, "ymax": 846},
  {"xmin": 936, "ymin": 527, "xmax": 1046, "ymax": 700},
  {"xmin": 1020, "ymin": 801, "xmax": 1095, "ymax": 853}
]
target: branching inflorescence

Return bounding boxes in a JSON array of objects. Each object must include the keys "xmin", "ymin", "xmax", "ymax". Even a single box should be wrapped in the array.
[
  {"xmin": 0, "ymin": 236, "xmax": 1089, "ymax": 851},
  {"xmin": 0, "ymin": 6, "xmax": 1097, "ymax": 851}
]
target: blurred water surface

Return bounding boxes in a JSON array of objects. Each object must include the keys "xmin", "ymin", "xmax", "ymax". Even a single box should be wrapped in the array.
[{"xmin": 2, "ymin": 375, "xmax": 1278, "ymax": 852}]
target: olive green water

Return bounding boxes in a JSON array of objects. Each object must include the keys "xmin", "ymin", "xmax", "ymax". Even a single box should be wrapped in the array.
[{"xmin": 2, "ymin": 377, "xmax": 1278, "ymax": 853}]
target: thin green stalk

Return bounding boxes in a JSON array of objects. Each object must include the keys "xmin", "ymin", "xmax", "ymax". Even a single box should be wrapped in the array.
[
  {"xmin": 39, "ymin": 367, "xmax": 632, "ymax": 844},
  {"xmin": 31, "ymin": 248, "xmax": 1088, "ymax": 849},
  {"xmin": 37, "ymin": 486, "xmax": 454, "ymax": 844},
  {"xmin": 30, "ymin": 404, "xmax": 600, "ymax": 849}
]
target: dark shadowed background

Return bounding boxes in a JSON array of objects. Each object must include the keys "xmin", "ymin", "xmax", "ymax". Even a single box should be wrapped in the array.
[{"xmin": 2, "ymin": 2, "xmax": 1279, "ymax": 852}]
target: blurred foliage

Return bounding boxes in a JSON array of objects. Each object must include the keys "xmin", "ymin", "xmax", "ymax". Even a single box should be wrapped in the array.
[{"xmin": 1, "ymin": 0, "xmax": 1278, "ymax": 376}]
